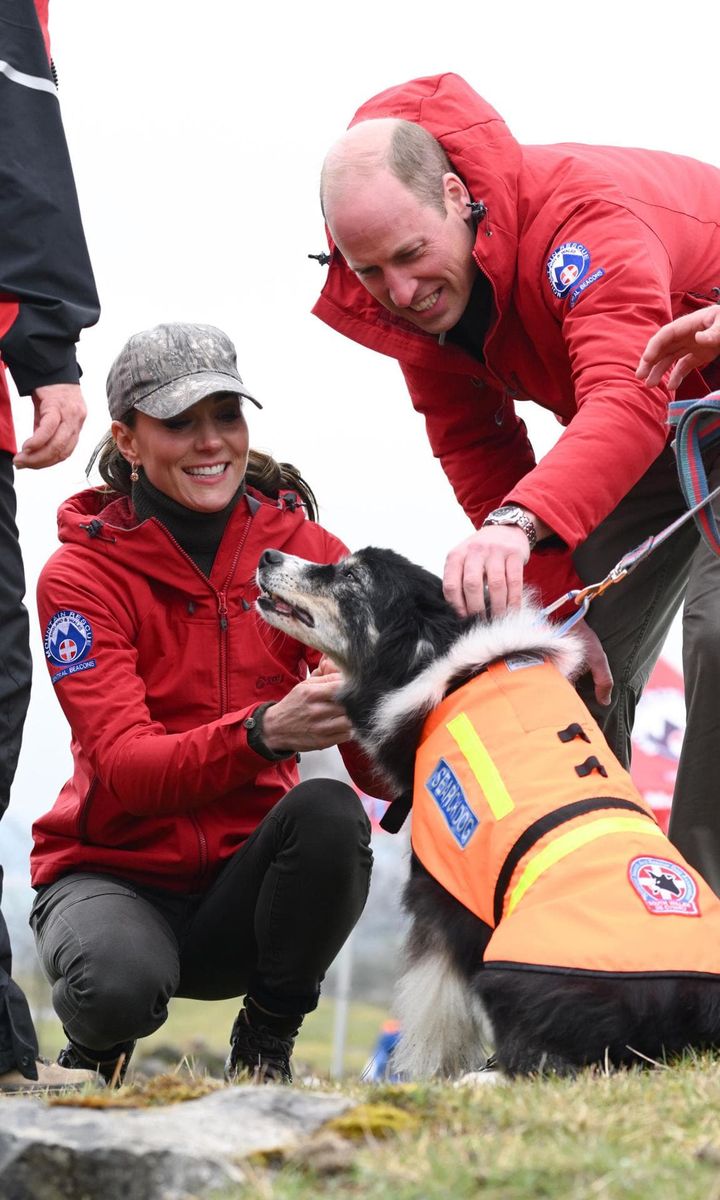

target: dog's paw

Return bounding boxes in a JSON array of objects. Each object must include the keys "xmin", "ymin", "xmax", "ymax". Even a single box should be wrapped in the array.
[{"xmin": 454, "ymin": 1068, "xmax": 503, "ymax": 1088}]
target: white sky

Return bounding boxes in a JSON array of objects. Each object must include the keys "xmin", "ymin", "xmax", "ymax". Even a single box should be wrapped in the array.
[{"xmin": 7, "ymin": 0, "xmax": 719, "ymax": 832}]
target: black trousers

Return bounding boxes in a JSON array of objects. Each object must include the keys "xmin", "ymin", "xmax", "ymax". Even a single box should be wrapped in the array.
[
  {"xmin": 0, "ymin": 452, "xmax": 37, "ymax": 1077},
  {"xmin": 30, "ymin": 779, "xmax": 373, "ymax": 1054}
]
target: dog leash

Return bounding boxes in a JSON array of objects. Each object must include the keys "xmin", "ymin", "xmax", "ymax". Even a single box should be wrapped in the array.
[{"xmin": 544, "ymin": 391, "xmax": 720, "ymax": 635}]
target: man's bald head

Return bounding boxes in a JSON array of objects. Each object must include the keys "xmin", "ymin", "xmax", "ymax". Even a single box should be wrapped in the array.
[{"xmin": 321, "ymin": 118, "xmax": 454, "ymax": 225}]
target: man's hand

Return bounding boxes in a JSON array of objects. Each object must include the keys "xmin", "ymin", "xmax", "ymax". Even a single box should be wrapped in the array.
[
  {"xmin": 13, "ymin": 383, "xmax": 87, "ymax": 470},
  {"xmin": 637, "ymin": 304, "xmax": 720, "ymax": 390},
  {"xmin": 573, "ymin": 617, "xmax": 613, "ymax": 706},
  {"xmin": 260, "ymin": 670, "xmax": 353, "ymax": 753},
  {"xmin": 444, "ymin": 525, "xmax": 530, "ymax": 617}
]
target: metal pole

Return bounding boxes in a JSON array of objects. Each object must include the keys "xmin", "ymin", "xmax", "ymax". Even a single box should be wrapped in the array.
[{"xmin": 330, "ymin": 931, "xmax": 354, "ymax": 1080}]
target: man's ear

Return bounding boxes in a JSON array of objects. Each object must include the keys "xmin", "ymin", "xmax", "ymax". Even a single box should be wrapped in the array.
[
  {"xmin": 111, "ymin": 419, "xmax": 138, "ymax": 464},
  {"xmin": 442, "ymin": 172, "xmax": 471, "ymax": 218}
]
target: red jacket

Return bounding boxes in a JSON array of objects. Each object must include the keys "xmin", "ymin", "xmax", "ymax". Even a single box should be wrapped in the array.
[
  {"xmin": 313, "ymin": 73, "xmax": 720, "ymax": 603},
  {"xmin": 31, "ymin": 487, "xmax": 382, "ymax": 892},
  {"xmin": 0, "ymin": 0, "xmax": 99, "ymax": 452}
]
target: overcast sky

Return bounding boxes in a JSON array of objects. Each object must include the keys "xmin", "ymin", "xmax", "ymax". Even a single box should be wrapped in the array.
[{"xmin": 6, "ymin": 0, "xmax": 719, "ymax": 837}]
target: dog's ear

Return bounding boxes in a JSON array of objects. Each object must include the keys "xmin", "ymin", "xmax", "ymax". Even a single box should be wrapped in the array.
[{"xmin": 373, "ymin": 578, "xmax": 465, "ymax": 681}]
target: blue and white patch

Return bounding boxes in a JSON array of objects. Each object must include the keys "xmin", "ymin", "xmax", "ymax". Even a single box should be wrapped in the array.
[
  {"xmin": 569, "ymin": 267, "xmax": 605, "ymax": 308},
  {"xmin": 425, "ymin": 757, "xmax": 479, "ymax": 848},
  {"xmin": 546, "ymin": 241, "xmax": 591, "ymax": 299},
  {"xmin": 628, "ymin": 856, "xmax": 700, "ymax": 916},
  {"xmin": 44, "ymin": 610, "xmax": 96, "ymax": 684}
]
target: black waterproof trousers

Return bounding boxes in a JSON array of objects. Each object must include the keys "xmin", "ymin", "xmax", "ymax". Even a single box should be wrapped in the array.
[{"xmin": 0, "ymin": 452, "xmax": 38, "ymax": 1077}]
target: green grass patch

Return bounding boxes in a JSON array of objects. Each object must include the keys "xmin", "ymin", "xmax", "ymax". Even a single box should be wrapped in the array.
[{"xmin": 224, "ymin": 1058, "xmax": 720, "ymax": 1200}]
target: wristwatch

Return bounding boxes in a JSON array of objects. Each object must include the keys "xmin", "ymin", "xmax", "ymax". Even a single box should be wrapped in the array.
[
  {"xmin": 243, "ymin": 702, "xmax": 295, "ymax": 762},
  {"xmin": 482, "ymin": 505, "xmax": 538, "ymax": 551}
]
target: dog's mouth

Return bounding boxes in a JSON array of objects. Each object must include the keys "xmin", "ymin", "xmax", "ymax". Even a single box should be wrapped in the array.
[{"xmin": 257, "ymin": 589, "xmax": 315, "ymax": 629}]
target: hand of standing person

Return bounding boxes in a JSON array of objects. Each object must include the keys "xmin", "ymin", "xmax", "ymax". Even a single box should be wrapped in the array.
[
  {"xmin": 637, "ymin": 304, "xmax": 720, "ymax": 389},
  {"xmin": 13, "ymin": 383, "xmax": 87, "ymax": 469},
  {"xmin": 443, "ymin": 509, "xmax": 552, "ymax": 618}
]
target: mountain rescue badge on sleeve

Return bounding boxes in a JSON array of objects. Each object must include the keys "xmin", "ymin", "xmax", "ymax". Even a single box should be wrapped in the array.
[{"xmin": 44, "ymin": 610, "xmax": 97, "ymax": 684}]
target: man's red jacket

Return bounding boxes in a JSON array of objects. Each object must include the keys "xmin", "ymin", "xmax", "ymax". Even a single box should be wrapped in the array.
[
  {"xmin": 313, "ymin": 73, "xmax": 720, "ymax": 602},
  {"xmin": 31, "ymin": 487, "xmax": 383, "ymax": 892}
]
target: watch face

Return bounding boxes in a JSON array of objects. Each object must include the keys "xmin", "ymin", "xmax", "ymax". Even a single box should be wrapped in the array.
[{"xmin": 493, "ymin": 506, "xmax": 522, "ymax": 521}]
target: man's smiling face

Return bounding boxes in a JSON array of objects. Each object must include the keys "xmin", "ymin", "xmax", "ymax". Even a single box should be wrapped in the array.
[{"xmin": 326, "ymin": 167, "xmax": 478, "ymax": 335}]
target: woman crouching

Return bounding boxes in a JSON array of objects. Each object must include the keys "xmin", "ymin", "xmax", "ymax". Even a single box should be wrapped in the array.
[{"xmin": 29, "ymin": 322, "xmax": 379, "ymax": 1085}]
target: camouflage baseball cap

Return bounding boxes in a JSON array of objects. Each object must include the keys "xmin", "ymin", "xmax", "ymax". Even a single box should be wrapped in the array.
[{"xmin": 106, "ymin": 322, "xmax": 262, "ymax": 420}]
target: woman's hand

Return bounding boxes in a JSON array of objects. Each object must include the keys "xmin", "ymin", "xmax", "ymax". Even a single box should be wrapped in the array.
[{"xmin": 260, "ymin": 666, "xmax": 353, "ymax": 752}]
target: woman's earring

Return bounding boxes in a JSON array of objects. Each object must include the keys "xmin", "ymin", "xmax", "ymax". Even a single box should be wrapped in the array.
[{"xmin": 130, "ymin": 462, "xmax": 140, "ymax": 483}]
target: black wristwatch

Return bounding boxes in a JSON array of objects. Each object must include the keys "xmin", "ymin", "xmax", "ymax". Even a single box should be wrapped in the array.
[
  {"xmin": 482, "ymin": 505, "xmax": 538, "ymax": 550},
  {"xmin": 243, "ymin": 702, "xmax": 294, "ymax": 762}
]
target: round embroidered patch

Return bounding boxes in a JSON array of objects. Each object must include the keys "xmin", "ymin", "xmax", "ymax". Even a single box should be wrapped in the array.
[
  {"xmin": 628, "ymin": 855, "xmax": 700, "ymax": 916},
  {"xmin": 44, "ymin": 609, "xmax": 93, "ymax": 667},
  {"xmin": 546, "ymin": 241, "xmax": 591, "ymax": 298}
]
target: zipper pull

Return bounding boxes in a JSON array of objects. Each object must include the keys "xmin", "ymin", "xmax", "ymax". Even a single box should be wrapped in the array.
[{"xmin": 218, "ymin": 593, "xmax": 229, "ymax": 631}]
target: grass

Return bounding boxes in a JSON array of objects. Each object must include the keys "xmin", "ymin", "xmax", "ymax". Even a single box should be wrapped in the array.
[
  {"xmin": 212, "ymin": 1057, "xmax": 720, "ymax": 1199},
  {"xmin": 28, "ymin": 982, "xmax": 720, "ymax": 1196}
]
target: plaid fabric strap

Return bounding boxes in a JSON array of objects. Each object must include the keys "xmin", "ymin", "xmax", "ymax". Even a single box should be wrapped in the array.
[{"xmin": 668, "ymin": 391, "xmax": 720, "ymax": 556}]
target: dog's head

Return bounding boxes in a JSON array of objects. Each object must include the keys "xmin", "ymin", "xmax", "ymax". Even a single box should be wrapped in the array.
[{"xmin": 256, "ymin": 546, "xmax": 463, "ymax": 682}]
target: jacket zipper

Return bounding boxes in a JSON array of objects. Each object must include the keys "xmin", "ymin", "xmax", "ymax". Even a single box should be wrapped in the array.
[
  {"xmin": 146, "ymin": 511, "xmax": 253, "ymax": 884},
  {"xmin": 216, "ymin": 513, "xmax": 253, "ymax": 718}
]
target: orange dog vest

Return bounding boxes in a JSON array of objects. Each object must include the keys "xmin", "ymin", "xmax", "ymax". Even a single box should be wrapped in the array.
[{"xmin": 412, "ymin": 654, "xmax": 720, "ymax": 977}]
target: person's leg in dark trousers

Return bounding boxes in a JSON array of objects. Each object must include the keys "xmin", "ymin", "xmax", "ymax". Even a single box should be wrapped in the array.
[
  {"xmin": 669, "ymin": 453, "xmax": 720, "ymax": 891},
  {"xmin": 572, "ymin": 444, "xmax": 697, "ymax": 769},
  {"xmin": 30, "ymin": 779, "xmax": 372, "ymax": 1083},
  {"xmin": 30, "ymin": 872, "xmax": 184, "ymax": 1082},
  {"xmin": 179, "ymin": 778, "xmax": 373, "ymax": 1079},
  {"xmin": 0, "ymin": 452, "xmax": 38, "ymax": 1081}
]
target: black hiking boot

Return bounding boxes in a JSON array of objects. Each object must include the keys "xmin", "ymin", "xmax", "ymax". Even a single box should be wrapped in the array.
[
  {"xmin": 224, "ymin": 1002, "xmax": 300, "ymax": 1084},
  {"xmin": 57, "ymin": 1037, "xmax": 136, "ymax": 1087}
]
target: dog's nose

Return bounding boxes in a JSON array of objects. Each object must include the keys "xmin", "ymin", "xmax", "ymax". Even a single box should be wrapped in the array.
[{"xmin": 259, "ymin": 549, "xmax": 285, "ymax": 567}]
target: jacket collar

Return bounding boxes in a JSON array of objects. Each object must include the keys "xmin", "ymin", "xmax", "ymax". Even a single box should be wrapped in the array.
[{"xmin": 55, "ymin": 485, "xmax": 304, "ymax": 594}]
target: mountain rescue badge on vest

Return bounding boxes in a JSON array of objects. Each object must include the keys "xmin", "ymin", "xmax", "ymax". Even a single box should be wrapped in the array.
[{"xmin": 629, "ymin": 856, "xmax": 700, "ymax": 917}]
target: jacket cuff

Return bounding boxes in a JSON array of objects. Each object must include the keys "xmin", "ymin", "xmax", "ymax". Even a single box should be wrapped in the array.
[
  {"xmin": 243, "ymin": 702, "xmax": 295, "ymax": 762},
  {"xmin": 1, "ymin": 342, "xmax": 81, "ymax": 396}
]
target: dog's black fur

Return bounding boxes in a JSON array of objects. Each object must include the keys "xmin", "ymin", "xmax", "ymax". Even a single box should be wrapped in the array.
[{"xmin": 256, "ymin": 545, "xmax": 720, "ymax": 1076}]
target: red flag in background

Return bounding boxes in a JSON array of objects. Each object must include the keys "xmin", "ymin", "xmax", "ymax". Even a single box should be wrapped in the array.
[{"xmin": 630, "ymin": 657, "xmax": 685, "ymax": 833}]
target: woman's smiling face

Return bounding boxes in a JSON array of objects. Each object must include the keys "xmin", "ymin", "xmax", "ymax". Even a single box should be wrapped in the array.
[{"xmin": 113, "ymin": 392, "xmax": 250, "ymax": 512}]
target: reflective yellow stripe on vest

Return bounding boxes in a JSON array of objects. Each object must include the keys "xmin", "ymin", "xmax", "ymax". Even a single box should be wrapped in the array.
[
  {"xmin": 506, "ymin": 814, "xmax": 666, "ymax": 917},
  {"xmin": 446, "ymin": 712, "xmax": 514, "ymax": 820}
]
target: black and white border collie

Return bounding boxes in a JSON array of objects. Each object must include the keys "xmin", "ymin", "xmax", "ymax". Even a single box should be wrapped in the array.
[{"xmin": 256, "ymin": 546, "xmax": 720, "ymax": 1077}]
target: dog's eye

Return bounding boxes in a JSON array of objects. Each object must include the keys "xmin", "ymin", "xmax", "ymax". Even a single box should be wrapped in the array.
[{"xmin": 343, "ymin": 567, "xmax": 358, "ymax": 583}]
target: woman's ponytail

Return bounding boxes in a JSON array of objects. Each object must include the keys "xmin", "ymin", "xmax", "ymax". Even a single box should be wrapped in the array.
[{"xmin": 245, "ymin": 449, "xmax": 318, "ymax": 522}]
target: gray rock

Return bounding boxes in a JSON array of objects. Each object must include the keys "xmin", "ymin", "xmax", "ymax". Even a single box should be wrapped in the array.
[{"xmin": 0, "ymin": 1085, "xmax": 354, "ymax": 1200}]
